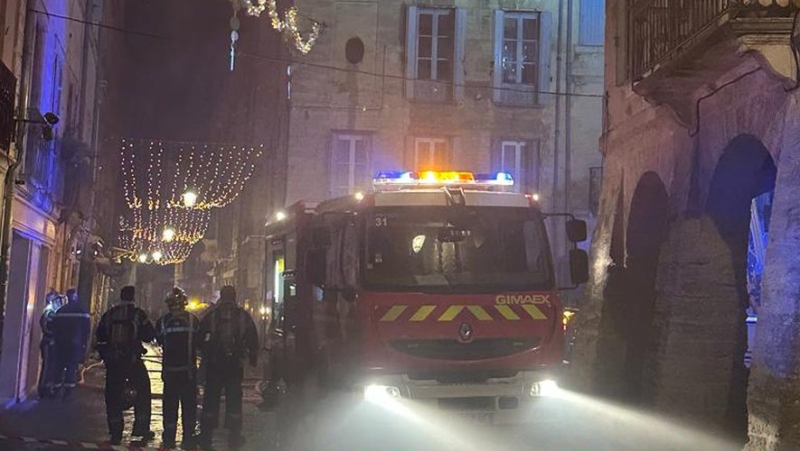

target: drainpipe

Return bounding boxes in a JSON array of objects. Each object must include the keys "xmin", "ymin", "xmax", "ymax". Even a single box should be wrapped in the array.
[
  {"xmin": 0, "ymin": 2, "xmax": 36, "ymax": 340},
  {"xmin": 565, "ymin": 0, "xmax": 574, "ymax": 216},
  {"xmin": 553, "ymin": 0, "xmax": 564, "ymax": 213}
]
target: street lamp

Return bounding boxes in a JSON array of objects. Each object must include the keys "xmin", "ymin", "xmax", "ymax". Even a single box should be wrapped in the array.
[
  {"xmin": 162, "ymin": 227, "xmax": 176, "ymax": 242},
  {"xmin": 138, "ymin": 253, "xmax": 148, "ymax": 264},
  {"xmin": 275, "ymin": 211, "xmax": 287, "ymax": 221},
  {"xmin": 152, "ymin": 250, "xmax": 163, "ymax": 262},
  {"xmin": 182, "ymin": 190, "xmax": 198, "ymax": 208}
]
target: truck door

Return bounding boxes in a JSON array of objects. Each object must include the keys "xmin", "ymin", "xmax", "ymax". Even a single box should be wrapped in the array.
[{"xmin": 282, "ymin": 270, "xmax": 301, "ymax": 384}]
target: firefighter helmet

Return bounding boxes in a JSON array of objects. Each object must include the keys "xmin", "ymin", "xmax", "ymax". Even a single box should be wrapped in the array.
[{"xmin": 165, "ymin": 287, "xmax": 188, "ymax": 309}]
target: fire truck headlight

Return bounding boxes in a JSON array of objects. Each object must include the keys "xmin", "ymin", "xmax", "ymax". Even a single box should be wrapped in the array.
[
  {"xmin": 364, "ymin": 384, "xmax": 402, "ymax": 402},
  {"xmin": 530, "ymin": 379, "xmax": 560, "ymax": 397}
]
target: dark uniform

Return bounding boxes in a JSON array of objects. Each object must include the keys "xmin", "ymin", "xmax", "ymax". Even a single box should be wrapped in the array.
[
  {"xmin": 38, "ymin": 292, "xmax": 63, "ymax": 398},
  {"xmin": 51, "ymin": 290, "xmax": 91, "ymax": 398},
  {"xmin": 96, "ymin": 287, "xmax": 156, "ymax": 444},
  {"xmin": 198, "ymin": 286, "xmax": 258, "ymax": 450},
  {"xmin": 155, "ymin": 288, "xmax": 200, "ymax": 448}
]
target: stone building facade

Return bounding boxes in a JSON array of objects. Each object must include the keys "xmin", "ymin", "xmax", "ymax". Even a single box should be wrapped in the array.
[
  {"xmin": 570, "ymin": 0, "xmax": 800, "ymax": 448},
  {"xmin": 277, "ymin": 0, "xmax": 605, "ymax": 296},
  {"xmin": 0, "ymin": 0, "xmax": 120, "ymax": 403}
]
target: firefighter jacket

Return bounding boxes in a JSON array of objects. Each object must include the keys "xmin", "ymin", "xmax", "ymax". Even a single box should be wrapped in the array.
[
  {"xmin": 155, "ymin": 310, "xmax": 200, "ymax": 374},
  {"xmin": 52, "ymin": 301, "xmax": 91, "ymax": 363},
  {"xmin": 40, "ymin": 308, "xmax": 57, "ymax": 346},
  {"xmin": 96, "ymin": 303, "xmax": 156, "ymax": 365},
  {"xmin": 198, "ymin": 301, "xmax": 259, "ymax": 367}
]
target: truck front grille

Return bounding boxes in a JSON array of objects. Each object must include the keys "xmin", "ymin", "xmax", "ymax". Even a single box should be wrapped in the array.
[{"xmin": 390, "ymin": 338, "xmax": 540, "ymax": 361}]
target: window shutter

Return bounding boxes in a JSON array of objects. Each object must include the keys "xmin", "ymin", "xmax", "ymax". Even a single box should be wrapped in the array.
[
  {"xmin": 492, "ymin": 10, "xmax": 504, "ymax": 103},
  {"xmin": 405, "ymin": 6, "xmax": 418, "ymax": 99},
  {"xmin": 538, "ymin": 11, "xmax": 553, "ymax": 105},
  {"xmin": 451, "ymin": 136, "xmax": 461, "ymax": 168},
  {"xmin": 491, "ymin": 139, "xmax": 502, "ymax": 173},
  {"xmin": 454, "ymin": 8, "xmax": 467, "ymax": 102},
  {"xmin": 329, "ymin": 134, "xmax": 338, "ymax": 197}
]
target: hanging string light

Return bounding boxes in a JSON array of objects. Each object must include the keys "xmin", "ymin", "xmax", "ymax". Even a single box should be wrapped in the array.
[
  {"xmin": 230, "ymin": 0, "xmax": 323, "ymax": 55},
  {"xmin": 118, "ymin": 138, "xmax": 266, "ymax": 265}
]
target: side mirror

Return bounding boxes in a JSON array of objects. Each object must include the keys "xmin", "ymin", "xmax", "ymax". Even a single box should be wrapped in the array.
[
  {"xmin": 306, "ymin": 249, "xmax": 326, "ymax": 285},
  {"xmin": 566, "ymin": 219, "xmax": 587, "ymax": 243},
  {"xmin": 569, "ymin": 249, "xmax": 589, "ymax": 285},
  {"xmin": 313, "ymin": 226, "xmax": 332, "ymax": 247}
]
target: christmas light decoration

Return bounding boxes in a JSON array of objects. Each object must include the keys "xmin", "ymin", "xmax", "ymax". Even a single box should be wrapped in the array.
[
  {"xmin": 230, "ymin": 0, "xmax": 322, "ymax": 55},
  {"xmin": 162, "ymin": 227, "xmax": 176, "ymax": 243},
  {"xmin": 118, "ymin": 138, "xmax": 265, "ymax": 265}
]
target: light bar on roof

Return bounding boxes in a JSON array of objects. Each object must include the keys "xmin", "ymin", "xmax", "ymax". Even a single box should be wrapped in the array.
[{"xmin": 373, "ymin": 170, "xmax": 514, "ymax": 189}]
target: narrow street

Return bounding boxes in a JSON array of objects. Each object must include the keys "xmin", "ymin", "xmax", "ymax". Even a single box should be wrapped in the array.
[{"xmin": 0, "ymin": 366, "xmax": 741, "ymax": 451}]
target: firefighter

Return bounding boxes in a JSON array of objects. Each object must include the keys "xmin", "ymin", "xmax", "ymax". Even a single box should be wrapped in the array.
[
  {"xmin": 38, "ymin": 291, "xmax": 64, "ymax": 398},
  {"xmin": 198, "ymin": 285, "xmax": 258, "ymax": 450},
  {"xmin": 51, "ymin": 289, "xmax": 91, "ymax": 399},
  {"xmin": 155, "ymin": 287, "xmax": 200, "ymax": 449},
  {"xmin": 96, "ymin": 286, "xmax": 157, "ymax": 445}
]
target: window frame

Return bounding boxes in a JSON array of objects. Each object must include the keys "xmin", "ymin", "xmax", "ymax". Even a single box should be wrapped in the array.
[
  {"xmin": 494, "ymin": 139, "xmax": 540, "ymax": 194},
  {"xmin": 413, "ymin": 137, "xmax": 450, "ymax": 170},
  {"xmin": 330, "ymin": 132, "xmax": 372, "ymax": 197},
  {"xmin": 405, "ymin": 6, "xmax": 467, "ymax": 101},
  {"xmin": 501, "ymin": 12, "xmax": 540, "ymax": 86},
  {"xmin": 415, "ymin": 8, "xmax": 454, "ymax": 82},
  {"xmin": 493, "ymin": 9, "xmax": 552, "ymax": 105}
]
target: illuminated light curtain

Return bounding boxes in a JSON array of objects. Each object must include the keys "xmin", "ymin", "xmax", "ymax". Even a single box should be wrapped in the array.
[{"xmin": 118, "ymin": 138, "xmax": 265, "ymax": 265}]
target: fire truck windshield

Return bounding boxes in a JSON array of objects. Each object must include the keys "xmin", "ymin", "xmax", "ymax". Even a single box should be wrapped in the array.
[{"xmin": 364, "ymin": 207, "xmax": 552, "ymax": 292}]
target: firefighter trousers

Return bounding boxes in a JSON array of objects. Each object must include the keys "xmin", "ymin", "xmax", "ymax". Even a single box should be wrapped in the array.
[
  {"xmin": 105, "ymin": 359, "xmax": 152, "ymax": 439},
  {"xmin": 200, "ymin": 364, "xmax": 244, "ymax": 440},
  {"xmin": 162, "ymin": 371, "xmax": 197, "ymax": 444},
  {"xmin": 38, "ymin": 342, "xmax": 58, "ymax": 397}
]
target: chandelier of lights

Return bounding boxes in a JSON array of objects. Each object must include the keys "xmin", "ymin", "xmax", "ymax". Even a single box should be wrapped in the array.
[
  {"xmin": 230, "ymin": 0, "xmax": 322, "ymax": 55},
  {"xmin": 118, "ymin": 138, "xmax": 264, "ymax": 265}
]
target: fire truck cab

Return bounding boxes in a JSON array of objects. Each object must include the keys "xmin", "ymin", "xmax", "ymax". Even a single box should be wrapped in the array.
[{"xmin": 263, "ymin": 170, "xmax": 588, "ymax": 423}]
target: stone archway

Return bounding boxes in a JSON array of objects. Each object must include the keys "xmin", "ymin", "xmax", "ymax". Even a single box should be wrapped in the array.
[
  {"xmin": 649, "ymin": 134, "xmax": 776, "ymax": 442},
  {"xmin": 592, "ymin": 172, "xmax": 669, "ymax": 405},
  {"xmin": 705, "ymin": 134, "xmax": 777, "ymax": 440},
  {"xmin": 747, "ymin": 126, "xmax": 800, "ymax": 449}
]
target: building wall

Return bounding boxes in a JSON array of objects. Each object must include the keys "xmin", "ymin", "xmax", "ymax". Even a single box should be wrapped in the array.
[
  {"xmin": 571, "ymin": 0, "xmax": 800, "ymax": 446},
  {"xmin": 283, "ymin": 0, "xmax": 604, "ymax": 291},
  {"xmin": 0, "ymin": 0, "xmax": 115, "ymax": 403}
]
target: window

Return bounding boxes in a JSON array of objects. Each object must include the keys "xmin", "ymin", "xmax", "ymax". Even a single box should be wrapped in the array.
[
  {"xmin": 493, "ymin": 10, "xmax": 552, "ymax": 105},
  {"xmin": 417, "ymin": 9, "xmax": 454, "ymax": 82},
  {"xmin": 494, "ymin": 140, "xmax": 539, "ymax": 193},
  {"xmin": 579, "ymin": 0, "xmax": 604, "ymax": 46},
  {"xmin": 414, "ymin": 137, "xmax": 450, "ymax": 170},
  {"xmin": 331, "ymin": 133, "xmax": 371, "ymax": 197},
  {"xmin": 405, "ymin": 7, "xmax": 466, "ymax": 101},
  {"xmin": 502, "ymin": 13, "xmax": 540, "ymax": 86}
]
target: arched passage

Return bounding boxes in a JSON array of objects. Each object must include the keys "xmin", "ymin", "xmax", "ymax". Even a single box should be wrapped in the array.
[
  {"xmin": 705, "ymin": 134, "xmax": 776, "ymax": 439},
  {"xmin": 594, "ymin": 172, "xmax": 669, "ymax": 405}
]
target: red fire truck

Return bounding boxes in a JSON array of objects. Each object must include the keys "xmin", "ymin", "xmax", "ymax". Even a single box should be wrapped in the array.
[{"xmin": 263, "ymin": 170, "xmax": 588, "ymax": 423}]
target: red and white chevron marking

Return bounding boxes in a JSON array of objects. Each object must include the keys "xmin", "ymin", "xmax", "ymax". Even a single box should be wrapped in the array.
[{"xmin": 0, "ymin": 434, "xmax": 159, "ymax": 450}]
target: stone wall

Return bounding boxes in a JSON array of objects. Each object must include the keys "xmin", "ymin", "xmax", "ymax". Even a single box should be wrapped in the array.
[{"xmin": 573, "ymin": 0, "xmax": 800, "ymax": 446}]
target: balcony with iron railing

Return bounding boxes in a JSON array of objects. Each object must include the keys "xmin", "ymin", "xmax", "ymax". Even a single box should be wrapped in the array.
[{"xmin": 629, "ymin": 0, "xmax": 800, "ymax": 124}]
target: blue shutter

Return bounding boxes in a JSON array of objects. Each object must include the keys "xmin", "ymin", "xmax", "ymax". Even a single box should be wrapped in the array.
[{"xmin": 579, "ymin": 0, "xmax": 604, "ymax": 46}]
